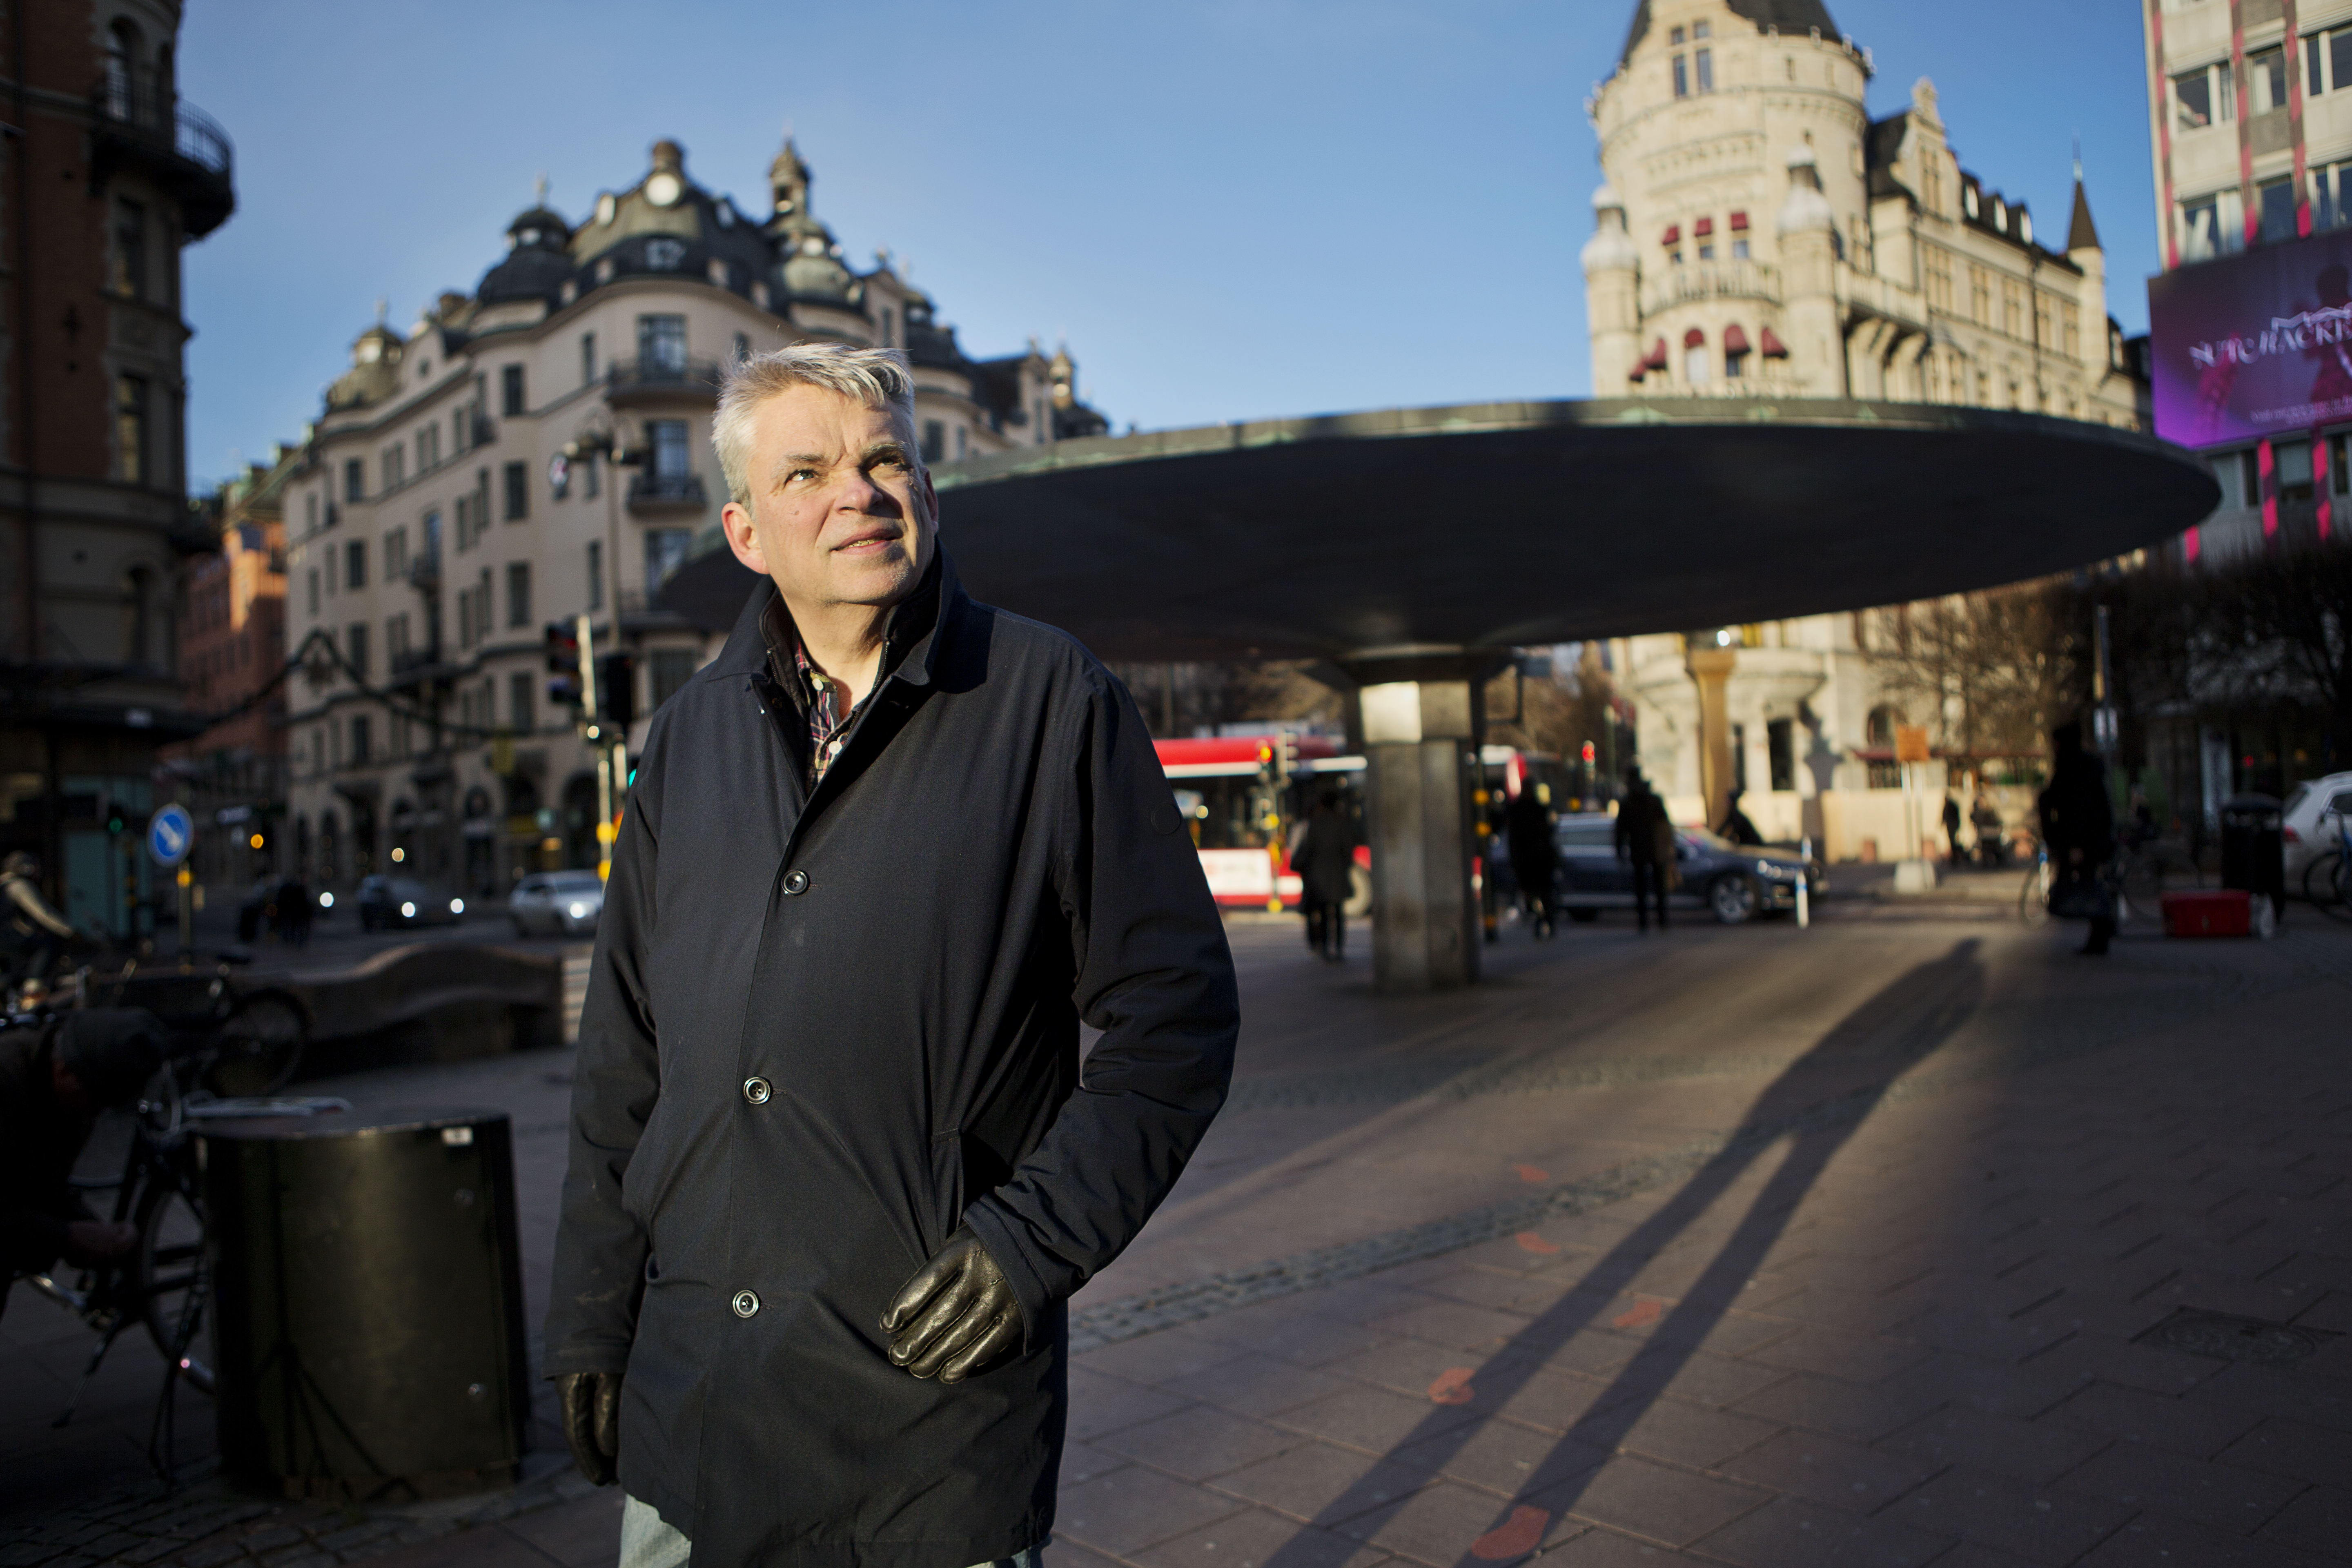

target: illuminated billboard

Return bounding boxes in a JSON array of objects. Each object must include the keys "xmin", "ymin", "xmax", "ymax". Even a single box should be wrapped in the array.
[{"xmin": 2147, "ymin": 228, "xmax": 2352, "ymax": 449}]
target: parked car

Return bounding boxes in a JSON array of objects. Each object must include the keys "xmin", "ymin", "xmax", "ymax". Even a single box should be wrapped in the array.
[
  {"xmin": 2283, "ymin": 771, "xmax": 2352, "ymax": 893},
  {"xmin": 356, "ymin": 874, "xmax": 466, "ymax": 931},
  {"xmin": 509, "ymin": 869, "xmax": 606, "ymax": 937},
  {"xmin": 1552, "ymin": 813, "xmax": 1824, "ymax": 925}
]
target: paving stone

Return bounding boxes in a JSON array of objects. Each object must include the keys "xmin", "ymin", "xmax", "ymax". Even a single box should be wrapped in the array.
[
  {"xmin": 1568, "ymin": 1397, "xmax": 1783, "ymax": 1470},
  {"xmin": 1096, "ymin": 1405, "xmax": 1310, "ymax": 1483},
  {"xmin": 1365, "ymin": 1301, "xmax": 1534, "ymax": 1353},
  {"xmin": 1159, "ymin": 1352, "xmax": 1356, "ymax": 1419},
  {"xmin": 1517, "ymin": 1528, "xmax": 1708, "ymax": 1565},
  {"xmin": 1740, "ymin": 1325, "xmax": 1931, "ymax": 1384},
  {"xmin": 1717, "ymin": 1428, "xmax": 1933, "ymax": 1513},
  {"xmin": 1535, "ymin": 1454, "xmax": 1769, "ymax": 1549},
  {"xmin": 2185, "ymin": 1359, "xmax": 2352, "ymax": 1432},
  {"xmin": 1128, "ymin": 1505, "xmax": 1394, "ymax": 1568},
  {"xmin": 2045, "ymin": 1381, "xmax": 2267, "ymax": 1458},
  {"xmin": 1597, "ymin": 1348, "xmax": 1785, "ymax": 1412},
  {"xmin": 2019, "ymin": 1334, "xmax": 2223, "ymax": 1400},
  {"xmin": 1877, "ymin": 1404, "xmax": 2111, "ymax": 1485},
  {"xmin": 1068, "ymin": 1364, "xmax": 1195, "ymax": 1443},
  {"xmin": 1387, "ymin": 1418, "xmax": 1609, "ymax": 1499},
  {"xmin": 1893, "ymin": 1463, "xmax": 2133, "ymax": 1566},
  {"xmin": 1726, "ymin": 1371, "xmax": 1942, "ymax": 1444},
  {"xmin": 1686, "ymin": 1493, "xmax": 1954, "ymax": 1568},
  {"xmin": 1208, "ymin": 1443, "xmax": 1434, "ymax": 1528},
  {"xmin": 1076, "ymin": 1328, "xmax": 1250, "ymax": 1388},
  {"xmin": 1054, "ymin": 1465, "xmax": 1249, "ymax": 1558},
  {"xmin": 1038, "ymin": 1535, "xmax": 1131, "ymax": 1568},
  {"xmin": 1339, "ymin": 1480, "xmax": 1577, "ymax": 1564},
  {"xmin": 2213, "ymin": 1415, "xmax": 2352, "ymax": 1488},
  {"xmin": 1878, "ymin": 1350, "xmax": 2094, "ymax": 1422},
  {"xmin": 2073, "ymin": 1510, "xmax": 2337, "ymax": 1567},
  {"xmin": 2055, "ymin": 1433, "xmax": 2306, "ymax": 1533},
  {"xmin": 2254, "ymin": 1485, "xmax": 2352, "ymax": 1559},
  {"xmin": 1269, "ymin": 1383, "xmax": 1483, "ymax": 1455}
]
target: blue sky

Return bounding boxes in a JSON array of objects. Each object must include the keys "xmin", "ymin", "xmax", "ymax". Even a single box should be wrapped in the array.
[{"xmin": 179, "ymin": 0, "xmax": 2156, "ymax": 493}]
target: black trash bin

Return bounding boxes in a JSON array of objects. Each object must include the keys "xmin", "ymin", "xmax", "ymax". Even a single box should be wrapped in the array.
[
  {"xmin": 2220, "ymin": 793, "xmax": 2285, "ymax": 921},
  {"xmin": 200, "ymin": 1107, "xmax": 531, "ymax": 1500}
]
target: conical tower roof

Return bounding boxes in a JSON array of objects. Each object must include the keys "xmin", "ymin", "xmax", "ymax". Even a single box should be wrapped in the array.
[{"xmin": 2067, "ymin": 178, "xmax": 2102, "ymax": 253}]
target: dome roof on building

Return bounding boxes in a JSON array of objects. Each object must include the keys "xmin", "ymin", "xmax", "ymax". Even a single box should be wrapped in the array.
[
  {"xmin": 1621, "ymin": 0, "xmax": 1842, "ymax": 67},
  {"xmin": 478, "ymin": 202, "xmax": 579, "ymax": 304}
]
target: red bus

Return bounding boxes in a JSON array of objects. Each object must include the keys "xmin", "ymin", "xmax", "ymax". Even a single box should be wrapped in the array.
[{"xmin": 1154, "ymin": 733, "xmax": 1360, "ymax": 909}]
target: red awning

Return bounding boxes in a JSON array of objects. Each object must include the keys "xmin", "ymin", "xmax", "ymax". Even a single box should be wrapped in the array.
[
  {"xmin": 1660, "ymin": 224, "xmax": 1681, "ymax": 245},
  {"xmin": 1723, "ymin": 324, "xmax": 1751, "ymax": 354},
  {"xmin": 1693, "ymin": 216, "xmax": 1714, "ymax": 237},
  {"xmin": 1728, "ymin": 210, "xmax": 1749, "ymax": 231},
  {"xmin": 1683, "ymin": 327, "xmax": 1707, "ymax": 347},
  {"xmin": 1760, "ymin": 327, "xmax": 1789, "ymax": 358},
  {"xmin": 1644, "ymin": 337, "xmax": 1669, "ymax": 370}
]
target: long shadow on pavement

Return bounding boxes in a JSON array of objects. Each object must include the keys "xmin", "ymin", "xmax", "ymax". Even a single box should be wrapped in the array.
[{"xmin": 1261, "ymin": 936, "xmax": 1988, "ymax": 1564}]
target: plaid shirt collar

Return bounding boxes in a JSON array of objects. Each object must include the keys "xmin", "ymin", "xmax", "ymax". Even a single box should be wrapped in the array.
[{"xmin": 793, "ymin": 640, "xmax": 858, "ymax": 783}]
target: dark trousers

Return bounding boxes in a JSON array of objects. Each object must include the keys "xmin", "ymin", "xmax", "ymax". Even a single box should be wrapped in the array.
[
  {"xmin": 1519, "ymin": 879, "xmax": 1556, "ymax": 933},
  {"xmin": 1303, "ymin": 900, "xmax": 1345, "ymax": 957},
  {"xmin": 1631, "ymin": 860, "xmax": 1670, "ymax": 930}
]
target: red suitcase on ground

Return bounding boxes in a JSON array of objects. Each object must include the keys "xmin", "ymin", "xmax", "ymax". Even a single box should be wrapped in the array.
[{"xmin": 2162, "ymin": 889, "xmax": 2251, "ymax": 938}]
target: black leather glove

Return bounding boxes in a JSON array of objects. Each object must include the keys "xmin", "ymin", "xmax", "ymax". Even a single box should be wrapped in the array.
[
  {"xmin": 881, "ymin": 1227, "xmax": 1025, "ymax": 1385},
  {"xmin": 555, "ymin": 1370, "xmax": 621, "ymax": 1486}
]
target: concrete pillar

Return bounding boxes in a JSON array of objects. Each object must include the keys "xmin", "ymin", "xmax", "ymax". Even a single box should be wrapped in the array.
[
  {"xmin": 1350, "ymin": 663, "xmax": 1491, "ymax": 992},
  {"xmin": 1686, "ymin": 641, "xmax": 1737, "ymax": 824}
]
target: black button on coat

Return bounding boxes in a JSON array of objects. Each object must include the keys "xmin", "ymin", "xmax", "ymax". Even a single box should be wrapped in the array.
[{"xmin": 542, "ymin": 552, "xmax": 1238, "ymax": 1567}]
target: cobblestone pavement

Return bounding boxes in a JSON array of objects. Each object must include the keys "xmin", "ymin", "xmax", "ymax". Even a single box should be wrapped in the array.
[{"xmin": 5, "ymin": 909, "xmax": 2347, "ymax": 1566}]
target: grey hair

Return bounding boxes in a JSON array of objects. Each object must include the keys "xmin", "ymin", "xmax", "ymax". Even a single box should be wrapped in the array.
[{"xmin": 711, "ymin": 343, "xmax": 919, "ymax": 506}]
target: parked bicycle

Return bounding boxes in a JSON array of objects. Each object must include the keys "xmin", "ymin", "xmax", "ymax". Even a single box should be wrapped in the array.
[
  {"xmin": 2302, "ymin": 788, "xmax": 2352, "ymax": 922},
  {"xmin": 34, "ymin": 945, "xmax": 310, "ymax": 1096},
  {"xmin": 2018, "ymin": 829, "xmax": 2198, "ymax": 928}
]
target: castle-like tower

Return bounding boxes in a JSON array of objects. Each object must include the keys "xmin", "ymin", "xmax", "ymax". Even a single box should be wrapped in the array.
[{"xmin": 1586, "ymin": 0, "xmax": 2141, "ymax": 426}]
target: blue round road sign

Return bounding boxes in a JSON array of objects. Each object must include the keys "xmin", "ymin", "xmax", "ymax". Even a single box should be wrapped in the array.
[{"xmin": 148, "ymin": 804, "xmax": 194, "ymax": 868}]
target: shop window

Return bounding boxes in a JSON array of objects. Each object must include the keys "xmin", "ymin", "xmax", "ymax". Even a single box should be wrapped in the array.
[{"xmin": 1767, "ymin": 718, "xmax": 1795, "ymax": 793}]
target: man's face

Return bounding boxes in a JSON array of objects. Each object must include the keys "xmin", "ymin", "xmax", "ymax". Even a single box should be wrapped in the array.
[{"xmin": 720, "ymin": 385, "xmax": 937, "ymax": 615}]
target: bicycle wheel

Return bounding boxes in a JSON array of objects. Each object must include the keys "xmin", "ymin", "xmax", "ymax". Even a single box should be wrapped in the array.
[
  {"xmin": 134, "ymin": 1174, "xmax": 213, "ymax": 1394},
  {"xmin": 2115, "ymin": 851, "xmax": 2162, "ymax": 923},
  {"xmin": 2307, "ymin": 851, "xmax": 2348, "ymax": 913},
  {"xmin": 2018, "ymin": 860, "xmax": 2052, "ymax": 925},
  {"xmin": 205, "ymin": 987, "xmax": 308, "ymax": 1096},
  {"xmin": 2323, "ymin": 854, "xmax": 2352, "ymax": 924}
]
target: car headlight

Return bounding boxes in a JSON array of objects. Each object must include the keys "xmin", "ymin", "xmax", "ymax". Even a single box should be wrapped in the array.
[
  {"xmin": 399, "ymin": 901, "xmax": 417, "ymax": 918},
  {"xmin": 450, "ymin": 898, "xmax": 465, "ymax": 914},
  {"xmin": 1757, "ymin": 860, "xmax": 1797, "ymax": 879},
  {"xmin": 318, "ymin": 891, "xmax": 334, "ymax": 908},
  {"xmin": 568, "ymin": 901, "xmax": 590, "ymax": 919}
]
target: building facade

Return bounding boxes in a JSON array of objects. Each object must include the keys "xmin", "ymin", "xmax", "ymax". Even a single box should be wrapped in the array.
[
  {"xmin": 280, "ymin": 136, "xmax": 1106, "ymax": 899},
  {"xmin": 1584, "ymin": 0, "xmax": 2147, "ymax": 853},
  {"xmin": 0, "ymin": 0, "xmax": 234, "ymax": 935},
  {"xmin": 161, "ymin": 452, "xmax": 292, "ymax": 894}
]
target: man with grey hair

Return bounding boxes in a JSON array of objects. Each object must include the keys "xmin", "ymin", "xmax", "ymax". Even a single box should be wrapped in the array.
[{"xmin": 545, "ymin": 343, "xmax": 1238, "ymax": 1567}]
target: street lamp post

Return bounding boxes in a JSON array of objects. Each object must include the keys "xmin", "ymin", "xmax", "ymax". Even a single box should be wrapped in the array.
[{"xmin": 564, "ymin": 420, "xmax": 644, "ymax": 883}]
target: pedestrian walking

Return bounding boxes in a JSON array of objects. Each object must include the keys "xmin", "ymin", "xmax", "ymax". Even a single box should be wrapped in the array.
[
  {"xmin": 1506, "ymin": 782, "xmax": 1559, "ymax": 937},
  {"xmin": 1942, "ymin": 793, "xmax": 1964, "ymax": 862},
  {"xmin": 276, "ymin": 879, "xmax": 314, "ymax": 948},
  {"xmin": 1617, "ymin": 770, "xmax": 1673, "ymax": 931},
  {"xmin": 2038, "ymin": 721, "xmax": 2116, "ymax": 955},
  {"xmin": 1291, "ymin": 788, "xmax": 1355, "ymax": 961},
  {"xmin": 1971, "ymin": 794, "xmax": 2005, "ymax": 866},
  {"xmin": 542, "ymin": 345, "xmax": 1239, "ymax": 1568},
  {"xmin": 1716, "ymin": 794, "xmax": 1763, "ymax": 846}
]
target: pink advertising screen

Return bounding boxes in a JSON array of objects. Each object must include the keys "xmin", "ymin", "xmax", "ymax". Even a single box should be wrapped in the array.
[{"xmin": 2147, "ymin": 229, "xmax": 2352, "ymax": 449}]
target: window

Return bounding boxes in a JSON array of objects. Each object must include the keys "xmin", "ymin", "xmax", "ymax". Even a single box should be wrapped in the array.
[
  {"xmin": 382, "ymin": 441, "xmax": 405, "ymax": 490},
  {"xmin": 113, "ymin": 200, "xmax": 146, "ymax": 300},
  {"xmin": 645, "ymin": 527, "xmax": 693, "ymax": 592},
  {"xmin": 347, "ymin": 621, "xmax": 369, "ymax": 680},
  {"xmin": 1694, "ymin": 20, "xmax": 1713, "ymax": 93},
  {"xmin": 1969, "ymin": 266, "xmax": 1990, "ymax": 325},
  {"xmin": 1767, "ymin": 718, "xmax": 1795, "ymax": 793},
  {"xmin": 2319, "ymin": 163, "xmax": 2352, "ymax": 230},
  {"xmin": 954, "ymin": 425, "xmax": 969, "ymax": 460},
  {"xmin": 344, "ymin": 458, "xmax": 365, "ymax": 501},
  {"xmin": 509, "ymin": 671, "xmax": 536, "ymax": 736},
  {"xmin": 418, "ymin": 511, "xmax": 438, "ymax": 574},
  {"xmin": 2250, "ymin": 46, "xmax": 2290, "ymax": 115},
  {"xmin": 306, "ymin": 567, "xmax": 319, "ymax": 617},
  {"xmin": 501, "ymin": 364, "xmax": 526, "ymax": 417},
  {"xmin": 1683, "ymin": 330, "xmax": 1709, "ymax": 386},
  {"xmin": 1673, "ymin": 53, "xmax": 1688, "ymax": 97},
  {"xmin": 921, "ymin": 420, "xmax": 945, "ymax": 464},
  {"xmin": 1731, "ymin": 238, "xmax": 1750, "ymax": 260},
  {"xmin": 506, "ymin": 561, "xmax": 532, "ymax": 627},
  {"xmin": 2172, "ymin": 64, "xmax": 2232, "ymax": 131},
  {"xmin": 2260, "ymin": 177, "xmax": 2299, "ymax": 243},
  {"xmin": 2334, "ymin": 434, "xmax": 2351, "ymax": 495},
  {"xmin": 638, "ymin": 314, "xmax": 688, "ymax": 373},
  {"xmin": 2180, "ymin": 195, "xmax": 2222, "ymax": 260},
  {"xmin": 503, "ymin": 460, "xmax": 529, "ymax": 521},
  {"xmin": 582, "ymin": 450, "xmax": 599, "ymax": 498},
  {"xmin": 2241, "ymin": 449, "xmax": 2262, "ymax": 507},
  {"xmin": 1924, "ymin": 250, "xmax": 1953, "ymax": 313},
  {"xmin": 651, "ymin": 649, "xmax": 697, "ymax": 711},
  {"xmin": 649, "ymin": 419, "xmax": 692, "ymax": 479},
  {"xmin": 344, "ymin": 539, "xmax": 366, "ymax": 588},
  {"xmin": 2333, "ymin": 30, "xmax": 2352, "ymax": 96},
  {"xmin": 384, "ymin": 526, "xmax": 408, "ymax": 581},
  {"xmin": 581, "ymin": 331, "xmax": 597, "ymax": 385},
  {"xmin": 350, "ymin": 715, "xmax": 371, "ymax": 764},
  {"xmin": 587, "ymin": 540, "xmax": 604, "ymax": 611},
  {"xmin": 306, "ymin": 492, "xmax": 319, "ymax": 533},
  {"xmin": 114, "ymin": 374, "xmax": 149, "ymax": 483},
  {"xmin": 454, "ymin": 494, "xmax": 473, "ymax": 553},
  {"xmin": 386, "ymin": 611, "xmax": 410, "ymax": 660},
  {"xmin": 2002, "ymin": 280, "xmax": 2025, "ymax": 338},
  {"xmin": 2279, "ymin": 439, "xmax": 2315, "ymax": 501},
  {"xmin": 452, "ymin": 407, "xmax": 469, "ymax": 454}
]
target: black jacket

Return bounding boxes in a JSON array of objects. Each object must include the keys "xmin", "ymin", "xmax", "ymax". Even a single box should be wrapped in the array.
[
  {"xmin": 2038, "ymin": 749, "xmax": 2114, "ymax": 866},
  {"xmin": 543, "ymin": 554, "xmax": 1238, "ymax": 1567},
  {"xmin": 1615, "ymin": 786, "xmax": 1667, "ymax": 864},
  {"xmin": 1290, "ymin": 810, "xmax": 1356, "ymax": 906},
  {"xmin": 1504, "ymin": 793, "xmax": 1555, "ymax": 885},
  {"xmin": 0, "ymin": 1022, "xmax": 96, "ymax": 1312}
]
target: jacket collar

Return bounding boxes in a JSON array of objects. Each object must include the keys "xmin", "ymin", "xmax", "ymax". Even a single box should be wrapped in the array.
[{"xmin": 711, "ymin": 544, "xmax": 962, "ymax": 693}]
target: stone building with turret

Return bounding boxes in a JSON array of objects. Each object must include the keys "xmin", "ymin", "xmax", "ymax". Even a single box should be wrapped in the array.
[
  {"xmin": 1582, "ymin": 0, "xmax": 2150, "ymax": 859},
  {"xmin": 276, "ymin": 136, "xmax": 1107, "ymax": 899}
]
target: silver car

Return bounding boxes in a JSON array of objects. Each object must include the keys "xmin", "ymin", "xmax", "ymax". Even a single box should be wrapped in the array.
[{"xmin": 509, "ymin": 869, "xmax": 606, "ymax": 937}]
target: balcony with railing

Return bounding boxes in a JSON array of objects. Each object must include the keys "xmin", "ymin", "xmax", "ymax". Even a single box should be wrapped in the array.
[
  {"xmin": 88, "ymin": 77, "xmax": 235, "ymax": 238},
  {"xmin": 627, "ymin": 472, "xmax": 709, "ymax": 514},
  {"xmin": 1638, "ymin": 259, "xmax": 1780, "ymax": 316},
  {"xmin": 606, "ymin": 356, "xmax": 724, "ymax": 406}
]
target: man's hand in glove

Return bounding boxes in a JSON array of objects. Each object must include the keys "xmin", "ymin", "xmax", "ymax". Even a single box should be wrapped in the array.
[
  {"xmin": 555, "ymin": 1371, "xmax": 621, "ymax": 1486},
  {"xmin": 881, "ymin": 1227, "xmax": 1024, "ymax": 1384}
]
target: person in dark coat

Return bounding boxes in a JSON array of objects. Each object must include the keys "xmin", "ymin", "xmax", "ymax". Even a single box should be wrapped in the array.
[
  {"xmin": 2038, "ymin": 721, "xmax": 2116, "ymax": 955},
  {"xmin": 1942, "ymin": 794, "xmax": 1964, "ymax": 862},
  {"xmin": 542, "ymin": 345, "xmax": 1239, "ymax": 1568},
  {"xmin": 2, "ymin": 1010, "xmax": 165, "ymax": 1323},
  {"xmin": 1616, "ymin": 770, "xmax": 1673, "ymax": 931},
  {"xmin": 1505, "ymin": 783, "xmax": 1558, "ymax": 937},
  {"xmin": 1716, "ymin": 795, "xmax": 1764, "ymax": 847},
  {"xmin": 1291, "ymin": 788, "xmax": 1355, "ymax": 960}
]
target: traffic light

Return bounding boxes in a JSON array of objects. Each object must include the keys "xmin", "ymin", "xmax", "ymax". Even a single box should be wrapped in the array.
[
  {"xmin": 105, "ymin": 800, "xmax": 127, "ymax": 837},
  {"xmin": 546, "ymin": 621, "xmax": 583, "ymax": 708},
  {"xmin": 597, "ymin": 652, "xmax": 637, "ymax": 728}
]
